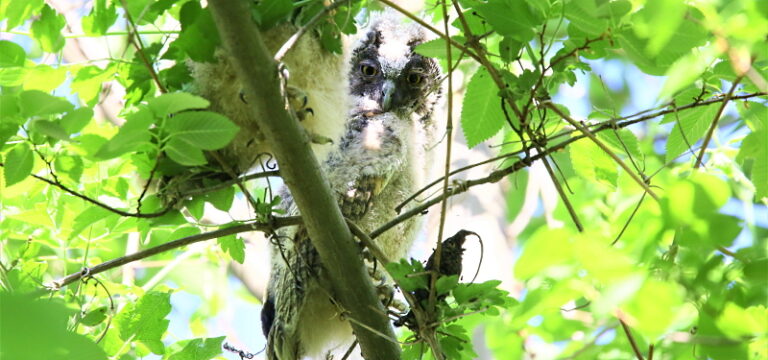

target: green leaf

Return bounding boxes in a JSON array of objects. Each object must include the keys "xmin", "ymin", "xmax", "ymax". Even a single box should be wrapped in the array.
[
  {"xmin": 165, "ymin": 137, "xmax": 207, "ymax": 166},
  {"xmin": 165, "ymin": 111, "xmax": 239, "ymax": 150},
  {"xmin": 569, "ymin": 136, "xmax": 617, "ymax": 190},
  {"xmin": 19, "ymin": 90, "xmax": 74, "ymax": 118},
  {"xmin": 205, "ymin": 185, "xmax": 235, "ymax": 212},
  {"xmin": 81, "ymin": 0, "xmax": 118, "ymax": 36},
  {"xmin": 453, "ymin": 280, "xmax": 504, "ymax": 305},
  {"xmin": 716, "ymin": 304, "xmax": 768, "ymax": 340},
  {"xmin": 255, "ymin": 0, "xmax": 293, "ymax": 29},
  {"xmin": 596, "ymin": 129, "xmax": 642, "ymax": 161},
  {"xmin": 167, "ymin": 337, "xmax": 225, "ymax": 360},
  {"xmin": 386, "ymin": 259, "xmax": 428, "ymax": 293},
  {"xmin": 0, "ymin": 292, "xmax": 107, "ymax": 360},
  {"xmin": 436, "ymin": 275, "xmax": 459, "ymax": 295},
  {"xmin": 80, "ymin": 306, "xmax": 109, "ymax": 327},
  {"xmin": 23, "ymin": 64, "xmax": 68, "ymax": 92},
  {"xmin": 0, "ymin": 40, "xmax": 26, "ymax": 67},
  {"xmin": 60, "ymin": 107, "xmax": 94, "ymax": 134},
  {"xmin": 30, "ymin": 5, "xmax": 66, "ymax": 53},
  {"xmin": 54, "ymin": 154, "xmax": 84, "ymax": 183},
  {"xmin": 31, "ymin": 119, "xmax": 70, "ymax": 141},
  {"xmin": 564, "ymin": 0, "xmax": 608, "ymax": 37},
  {"xmin": 218, "ymin": 234, "xmax": 245, "ymax": 264},
  {"xmin": 634, "ymin": 0, "xmax": 686, "ymax": 55},
  {"xmin": 95, "ymin": 107, "xmax": 155, "ymax": 159},
  {"xmin": 2, "ymin": 0, "xmax": 45, "ymax": 30},
  {"xmin": 4, "ymin": 142, "xmax": 34, "ymax": 186},
  {"xmin": 0, "ymin": 66, "xmax": 27, "ymax": 87},
  {"xmin": 148, "ymin": 92, "xmax": 210, "ymax": 118},
  {"xmin": 664, "ymin": 105, "xmax": 719, "ymax": 163},
  {"xmin": 414, "ymin": 38, "xmax": 464, "ymax": 60},
  {"xmin": 172, "ymin": 2, "xmax": 220, "ymax": 62},
  {"xmin": 737, "ymin": 129, "xmax": 768, "ymax": 199},
  {"xmin": 658, "ymin": 45, "xmax": 717, "ymax": 101},
  {"xmin": 574, "ymin": 233, "xmax": 637, "ymax": 283},
  {"xmin": 115, "ymin": 291, "xmax": 172, "ymax": 355},
  {"xmin": 461, "ymin": 68, "xmax": 507, "ymax": 148},
  {"xmin": 474, "ymin": 0, "xmax": 538, "ymax": 42},
  {"xmin": 622, "ymin": 279, "xmax": 685, "ymax": 340},
  {"xmin": 72, "ymin": 64, "xmax": 117, "ymax": 106},
  {"xmin": 69, "ymin": 206, "xmax": 113, "ymax": 240},
  {"xmin": 514, "ymin": 228, "xmax": 575, "ymax": 280},
  {"xmin": 618, "ymin": 8, "xmax": 708, "ymax": 75}
]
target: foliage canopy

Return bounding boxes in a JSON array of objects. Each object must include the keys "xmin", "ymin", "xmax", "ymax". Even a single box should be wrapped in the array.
[{"xmin": 0, "ymin": 0, "xmax": 766, "ymax": 359}]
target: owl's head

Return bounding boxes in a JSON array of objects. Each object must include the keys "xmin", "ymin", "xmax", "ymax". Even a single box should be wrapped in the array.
[{"xmin": 349, "ymin": 12, "xmax": 441, "ymax": 121}]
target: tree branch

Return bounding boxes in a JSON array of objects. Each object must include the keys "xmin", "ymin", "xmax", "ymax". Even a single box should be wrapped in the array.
[
  {"xmin": 207, "ymin": 1, "xmax": 401, "ymax": 358},
  {"xmin": 620, "ymin": 319, "xmax": 645, "ymax": 360},
  {"xmin": 48, "ymin": 217, "xmax": 302, "ymax": 289},
  {"xmin": 693, "ymin": 75, "xmax": 744, "ymax": 168}
]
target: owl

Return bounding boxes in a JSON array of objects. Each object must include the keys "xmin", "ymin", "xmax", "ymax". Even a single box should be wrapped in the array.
[
  {"xmin": 186, "ymin": 22, "xmax": 349, "ymax": 176},
  {"xmin": 262, "ymin": 11, "xmax": 442, "ymax": 360}
]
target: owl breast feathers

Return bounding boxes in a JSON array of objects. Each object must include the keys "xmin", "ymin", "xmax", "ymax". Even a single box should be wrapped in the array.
[{"xmin": 263, "ymin": 10, "xmax": 442, "ymax": 360}]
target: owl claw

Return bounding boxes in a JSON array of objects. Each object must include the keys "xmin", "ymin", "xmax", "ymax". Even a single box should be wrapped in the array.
[{"xmin": 286, "ymin": 86, "xmax": 311, "ymax": 121}]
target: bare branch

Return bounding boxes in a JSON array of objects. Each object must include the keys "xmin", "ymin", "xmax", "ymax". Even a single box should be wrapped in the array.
[
  {"xmin": 620, "ymin": 319, "xmax": 646, "ymax": 360},
  {"xmin": 119, "ymin": 0, "xmax": 167, "ymax": 94},
  {"xmin": 49, "ymin": 217, "xmax": 302, "ymax": 289},
  {"xmin": 694, "ymin": 75, "xmax": 745, "ymax": 168},
  {"xmin": 273, "ymin": 0, "xmax": 353, "ymax": 62}
]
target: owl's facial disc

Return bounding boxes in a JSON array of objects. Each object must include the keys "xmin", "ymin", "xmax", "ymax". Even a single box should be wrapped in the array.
[{"xmin": 350, "ymin": 27, "xmax": 440, "ymax": 118}]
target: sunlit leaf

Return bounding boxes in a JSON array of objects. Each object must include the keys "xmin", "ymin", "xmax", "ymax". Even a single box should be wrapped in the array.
[
  {"xmin": 30, "ymin": 5, "xmax": 66, "ymax": 53},
  {"xmin": 4, "ymin": 142, "xmax": 34, "ymax": 186},
  {"xmin": 148, "ymin": 92, "xmax": 210, "ymax": 118},
  {"xmin": 461, "ymin": 68, "xmax": 507, "ymax": 148}
]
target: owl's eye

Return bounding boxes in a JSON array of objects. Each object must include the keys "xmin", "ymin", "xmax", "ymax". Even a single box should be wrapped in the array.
[
  {"xmin": 361, "ymin": 64, "xmax": 378, "ymax": 77},
  {"xmin": 407, "ymin": 72, "xmax": 424, "ymax": 85}
]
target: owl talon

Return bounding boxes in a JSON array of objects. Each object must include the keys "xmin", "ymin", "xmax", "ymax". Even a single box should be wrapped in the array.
[{"xmin": 286, "ymin": 86, "xmax": 311, "ymax": 121}]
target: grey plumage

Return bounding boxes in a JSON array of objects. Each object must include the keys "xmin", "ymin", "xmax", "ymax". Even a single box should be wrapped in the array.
[{"xmin": 263, "ymin": 11, "xmax": 442, "ymax": 360}]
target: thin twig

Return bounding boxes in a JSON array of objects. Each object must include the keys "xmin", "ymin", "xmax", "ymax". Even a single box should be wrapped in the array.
[
  {"xmin": 544, "ymin": 101, "xmax": 660, "ymax": 202},
  {"xmin": 23, "ymin": 169, "xmax": 174, "ymax": 218},
  {"xmin": 539, "ymin": 154, "xmax": 584, "ymax": 231},
  {"xmin": 394, "ymin": 92, "xmax": 765, "ymax": 212},
  {"xmin": 612, "ymin": 192, "xmax": 647, "ymax": 245},
  {"xmin": 273, "ymin": 0, "xmax": 353, "ymax": 62},
  {"xmin": 47, "ymin": 217, "xmax": 302, "ymax": 289},
  {"xmin": 181, "ymin": 170, "xmax": 280, "ymax": 196},
  {"xmin": 620, "ymin": 319, "xmax": 645, "ymax": 360},
  {"xmin": 425, "ymin": 2, "xmax": 456, "ymax": 358},
  {"xmin": 119, "ymin": 0, "xmax": 167, "ymax": 93},
  {"xmin": 377, "ymin": 0, "xmax": 481, "ymax": 63},
  {"xmin": 693, "ymin": 75, "xmax": 744, "ymax": 168}
]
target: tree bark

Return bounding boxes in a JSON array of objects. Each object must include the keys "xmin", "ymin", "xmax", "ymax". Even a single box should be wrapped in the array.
[{"xmin": 207, "ymin": 1, "xmax": 401, "ymax": 359}]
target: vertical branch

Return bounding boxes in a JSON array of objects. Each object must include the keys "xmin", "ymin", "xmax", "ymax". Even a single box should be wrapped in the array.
[
  {"xmin": 693, "ymin": 76, "xmax": 744, "ymax": 168},
  {"xmin": 206, "ymin": 1, "xmax": 400, "ymax": 359},
  {"xmin": 119, "ymin": 0, "xmax": 167, "ymax": 94},
  {"xmin": 421, "ymin": 1, "xmax": 456, "ymax": 358}
]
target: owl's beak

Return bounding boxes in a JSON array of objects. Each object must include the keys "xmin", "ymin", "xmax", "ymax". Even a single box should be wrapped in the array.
[{"xmin": 381, "ymin": 80, "xmax": 396, "ymax": 112}]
